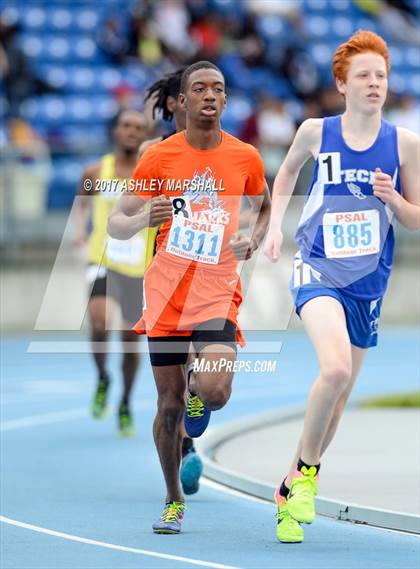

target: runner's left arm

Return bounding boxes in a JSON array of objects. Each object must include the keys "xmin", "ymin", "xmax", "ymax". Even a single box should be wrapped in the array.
[
  {"xmin": 373, "ymin": 128, "xmax": 420, "ymax": 231},
  {"xmin": 229, "ymin": 146, "xmax": 271, "ymax": 260},
  {"xmin": 248, "ymin": 184, "xmax": 271, "ymax": 251},
  {"xmin": 230, "ymin": 186, "xmax": 271, "ymax": 261}
]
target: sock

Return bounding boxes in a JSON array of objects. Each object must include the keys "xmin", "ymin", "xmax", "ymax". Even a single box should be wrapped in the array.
[
  {"xmin": 297, "ymin": 458, "xmax": 320, "ymax": 475},
  {"xmin": 186, "ymin": 363, "xmax": 196, "ymax": 395},
  {"xmin": 182, "ymin": 437, "xmax": 194, "ymax": 457},
  {"xmin": 279, "ymin": 478, "xmax": 290, "ymax": 499},
  {"xmin": 99, "ymin": 373, "xmax": 110, "ymax": 384}
]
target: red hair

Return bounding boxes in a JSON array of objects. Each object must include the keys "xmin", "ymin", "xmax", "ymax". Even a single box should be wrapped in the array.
[{"xmin": 332, "ymin": 30, "xmax": 390, "ymax": 82}]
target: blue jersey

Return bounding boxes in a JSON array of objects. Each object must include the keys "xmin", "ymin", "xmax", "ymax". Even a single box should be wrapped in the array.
[{"xmin": 295, "ymin": 116, "xmax": 401, "ymax": 301}]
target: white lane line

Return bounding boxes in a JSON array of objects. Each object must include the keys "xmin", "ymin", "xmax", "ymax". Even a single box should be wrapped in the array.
[
  {"xmin": 0, "ymin": 408, "xmax": 88, "ymax": 432},
  {"xmin": 0, "ymin": 400, "xmax": 155, "ymax": 432},
  {"xmin": 0, "ymin": 516, "xmax": 241, "ymax": 569},
  {"xmin": 201, "ymin": 478, "xmax": 271, "ymax": 506}
]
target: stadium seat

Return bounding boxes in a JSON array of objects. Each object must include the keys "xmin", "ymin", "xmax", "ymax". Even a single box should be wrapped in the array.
[
  {"xmin": 208, "ymin": 0, "xmax": 244, "ymax": 16},
  {"xmin": 222, "ymin": 95, "xmax": 253, "ymax": 135},
  {"xmin": 47, "ymin": 7, "xmax": 74, "ymax": 31},
  {"xmin": 408, "ymin": 74, "xmax": 420, "ymax": 97},
  {"xmin": 21, "ymin": 6, "xmax": 47, "ymax": 30},
  {"xmin": 304, "ymin": 0, "xmax": 328, "ymax": 12},
  {"xmin": 329, "ymin": 0, "xmax": 352, "ymax": 12},
  {"xmin": 20, "ymin": 35, "xmax": 44, "ymax": 59},
  {"xmin": 309, "ymin": 43, "xmax": 335, "ymax": 68},
  {"xmin": 255, "ymin": 15, "xmax": 288, "ymax": 43},
  {"xmin": 119, "ymin": 64, "xmax": 152, "ymax": 90},
  {"xmin": 389, "ymin": 73, "xmax": 407, "ymax": 95},
  {"xmin": 48, "ymin": 36, "xmax": 71, "ymax": 60},
  {"xmin": 250, "ymin": 68, "xmax": 293, "ymax": 99},
  {"xmin": 74, "ymin": 37, "xmax": 99, "ymax": 61},
  {"xmin": 405, "ymin": 47, "xmax": 420, "ymax": 70},
  {"xmin": 331, "ymin": 16, "xmax": 354, "ymax": 39},
  {"xmin": 306, "ymin": 16, "xmax": 329, "ymax": 38},
  {"xmin": 74, "ymin": 8, "xmax": 100, "ymax": 32},
  {"xmin": 97, "ymin": 67, "xmax": 123, "ymax": 91}
]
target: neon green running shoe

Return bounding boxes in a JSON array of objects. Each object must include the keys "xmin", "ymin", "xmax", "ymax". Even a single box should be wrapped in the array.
[
  {"xmin": 274, "ymin": 488, "xmax": 304, "ymax": 543},
  {"xmin": 118, "ymin": 403, "xmax": 136, "ymax": 437},
  {"xmin": 287, "ymin": 466, "xmax": 318, "ymax": 524},
  {"xmin": 91, "ymin": 376, "xmax": 110, "ymax": 419}
]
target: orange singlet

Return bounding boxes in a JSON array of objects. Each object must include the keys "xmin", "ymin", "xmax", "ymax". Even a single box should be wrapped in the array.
[{"xmin": 131, "ymin": 130, "xmax": 265, "ymax": 345}]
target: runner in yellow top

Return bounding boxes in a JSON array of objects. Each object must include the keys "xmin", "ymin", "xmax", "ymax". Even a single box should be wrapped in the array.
[{"xmin": 73, "ymin": 109, "xmax": 156, "ymax": 436}]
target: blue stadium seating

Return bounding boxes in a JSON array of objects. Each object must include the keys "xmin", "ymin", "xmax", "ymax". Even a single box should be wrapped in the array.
[
  {"xmin": 21, "ymin": 94, "xmax": 118, "ymax": 126},
  {"xmin": 221, "ymin": 94, "xmax": 254, "ymax": 137},
  {"xmin": 47, "ymin": 154, "xmax": 100, "ymax": 208},
  {"xmin": 20, "ymin": 33, "xmax": 107, "ymax": 64},
  {"xmin": 1, "ymin": 0, "xmax": 418, "ymax": 209},
  {"xmin": 255, "ymin": 15, "xmax": 289, "ymax": 43}
]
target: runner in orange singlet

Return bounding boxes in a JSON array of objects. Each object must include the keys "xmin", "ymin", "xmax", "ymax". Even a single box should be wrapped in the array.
[{"xmin": 108, "ymin": 61, "xmax": 271, "ymax": 533}]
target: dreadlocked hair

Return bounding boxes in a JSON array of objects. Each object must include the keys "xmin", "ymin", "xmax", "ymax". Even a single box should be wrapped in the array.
[{"xmin": 145, "ymin": 68, "xmax": 186, "ymax": 122}]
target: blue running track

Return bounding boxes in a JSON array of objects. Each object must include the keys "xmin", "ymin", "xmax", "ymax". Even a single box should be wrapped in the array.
[{"xmin": 1, "ymin": 330, "xmax": 419, "ymax": 569}]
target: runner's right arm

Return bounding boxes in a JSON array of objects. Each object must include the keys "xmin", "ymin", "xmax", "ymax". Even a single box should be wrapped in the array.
[
  {"xmin": 73, "ymin": 163, "xmax": 99, "ymax": 247},
  {"xmin": 108, "ymin": 145, "xmax": 171, "ymax": 239},
  {"xmin": 138, "ymin": 137, "xmax": 163, "ymax": 159},
  {"xmin": 108, "ymin": 194, "xmax": 171, "ymax": 240},
  {"xmin": 264, "ymin": 119, "xmax": 322, "ymax": 262}
]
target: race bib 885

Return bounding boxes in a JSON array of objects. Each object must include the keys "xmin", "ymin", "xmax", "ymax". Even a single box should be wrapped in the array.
[{"xmin": 323, "ymin": 210, "xmax": 380, "ymax": 258}]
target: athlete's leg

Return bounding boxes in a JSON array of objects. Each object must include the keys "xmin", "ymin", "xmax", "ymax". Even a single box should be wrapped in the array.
[
  {"xmin": 192, "ymin": 344, "xmax": 235, "ymax": 410},
  {"xmin": 89, "ymin": 296, "xmax": 115, "ymax": 377},
  {"xmin": 190, "ymin": 318, "xmax": 237, "ymax": 410},
  {"xmin": 298, "ymin": 296, "xmax": 353, "ymax": 466},
  {"xmin": 89, "ymin": 295, "xmax": 117, "ymax": 418},
  {"xmin": 285, "ymin": 345, "xmax": 367, "ymax": 486},
  {"xmin": 111, "ymin": 271, "xmax": 144, "ymax": 405},
  {"xmin": 120, "ymin": 329, "xmax": 140, "ymax": 405},
  {"xmin": 152, "ymin": 364, "xmax": 187, "ymax": 502},
  {"xmin": 115, "ymin": 328, "xmax": 140, "ymax": 435},
  {"xmin": 319, "ymin": 345, "xmax": 367, "ymax": 454},
  {"xmin": 182, "ymin": 344, "xmax": 234, "ymax": 438},
  {"xmin": 179, "ymin": 350, "xmax": 203, "ymax": 494},
  {"xmin": 279, "ymin": 296, "xmax": 352, "ymax": 524},
  {"xmin": 183, "ymin": 320, "xmax": 236, "ymax": 439}
]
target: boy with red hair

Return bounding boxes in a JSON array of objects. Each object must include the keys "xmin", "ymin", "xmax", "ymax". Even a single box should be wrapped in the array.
[{"xmin": 265, "ymin": 30, "xmax": 419, "ymax": 543}]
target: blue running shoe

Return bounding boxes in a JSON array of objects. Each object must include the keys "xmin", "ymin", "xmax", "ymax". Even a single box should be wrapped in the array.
[
  {"xmin": 180, "ymin": 448, "xmax": 203, "ymax": 495},
  {"xmin": 184, "ymin": 393, "xmax": 211, "ymax": 437},
  {"xmin": 152, "ymin": 501, "xmax": 186, "ymax": 534}
]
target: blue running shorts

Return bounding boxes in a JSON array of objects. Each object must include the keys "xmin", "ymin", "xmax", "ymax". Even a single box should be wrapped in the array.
[{"xmin": 290, "ymin": 259, "xmax": 383, "ymax": 349}]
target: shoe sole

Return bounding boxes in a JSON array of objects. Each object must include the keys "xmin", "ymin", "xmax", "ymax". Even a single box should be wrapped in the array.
[
  {"xmin": 184, "ymin": 419, "xmax": 211, "ymax": 438},
  {"xmin": 183, "ymin": 483, "xmax": 199, "ymax": 496},
  {"xmin": 153, "ymin": 528, "xmax": 181, "ymax": 534},
  {"xmin": 91, "ymin": 406, "xmax": 109, "ymax": 420},
  {"xmin": 118, "ymin": 428, "xmax": 136, "ymax": 438},
  {"xmin": 286, "ymin": 506, "xmax": 315, "ymax": 524},
  {"xmin": 181, "ymin": 454, "xmax": 203, "ymax": 489}
]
